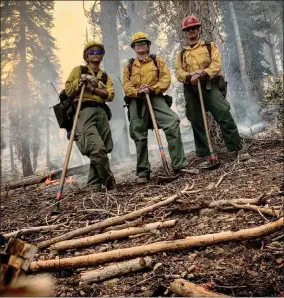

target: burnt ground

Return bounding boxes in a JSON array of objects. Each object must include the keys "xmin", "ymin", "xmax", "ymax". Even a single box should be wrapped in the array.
[{"xmin": 1, "ymin": 135, "xmax": 284, "ymax": 297}]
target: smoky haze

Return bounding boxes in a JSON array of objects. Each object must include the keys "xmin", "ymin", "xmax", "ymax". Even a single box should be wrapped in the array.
[{"xmin": 1, "ymin": 0, "xmax": 283, "ymax": 181}]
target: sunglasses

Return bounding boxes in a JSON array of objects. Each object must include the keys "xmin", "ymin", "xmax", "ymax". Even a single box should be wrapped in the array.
[
  {"xmin": 133, "ymin": 40, "xmax": 148, "ymax": 47},
  {"xmin": 185, "ymin": 26, "xmax": 200, "ymax": 32},
  {"xmin": 88, "ymin": 49, "xmax": 103, "ymax": 55}
]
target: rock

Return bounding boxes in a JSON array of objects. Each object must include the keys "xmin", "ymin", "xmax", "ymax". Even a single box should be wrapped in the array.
[
  {"xmin": 199, "ymin": 208, "xmax": 215, "ymax": 216},
  {"xmin": 187, "ymin": 273, "xmax": 195, "ymax": 279},
  {"xmin": 103, "ymin": 278, "xmax": 119, "ymax": 286},
  {"xmin": 247, "ymin": 270, "xmax": 258, "ymax": 277},
  {"xmin": 187, "ymin": 265, "xmax": 196, "ymax": 273},
  {"xmin": 188, "ymin": 252, "xmax": 198, "ymax": 262},
  {"xmin": 153, "ymin": 262, "xmax": 163, "ymax": 271},
  {"xmin": 206, "ymin": 182, "xmax": 215, "ymax": 190},
  {"xmin": 181, "ymin": 271, "xmax": 187, "ymax": 277}
]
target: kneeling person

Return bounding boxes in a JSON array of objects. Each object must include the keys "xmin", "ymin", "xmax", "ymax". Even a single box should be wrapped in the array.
[
  {"xmin": 65, "ymin": 41, "xmax": 116, "ymax": 192},
  {"xmin": 123, "ymin": 32, "xmax": 188, "ymax": 184}
]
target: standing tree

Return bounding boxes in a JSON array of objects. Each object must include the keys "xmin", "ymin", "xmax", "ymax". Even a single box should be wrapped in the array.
[{"xmin": 1, "ymin": 0, "xmax": 61, "ymax": 176}]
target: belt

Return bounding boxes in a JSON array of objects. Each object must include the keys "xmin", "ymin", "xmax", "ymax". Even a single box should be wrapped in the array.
[{"xmin": 76, "ymin": 101, "xmax": 104, "ymax": 110}]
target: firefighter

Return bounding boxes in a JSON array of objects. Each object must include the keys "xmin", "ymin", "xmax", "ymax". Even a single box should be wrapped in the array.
[
  {"xmin": 123, "ymin": 32, "xmax": 188, "ymax": 184},
  {"xmin": 65, "ymin": 41, "xmax": 116, "ymax": 192},
  {"xmin": 175, "ymin": 16, "xmax": 245, "ymax": 168}
]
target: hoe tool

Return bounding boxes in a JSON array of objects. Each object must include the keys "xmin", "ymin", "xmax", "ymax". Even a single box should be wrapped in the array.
[
  {"xmin": 197, "ymin": 80, "xmax": 220, "ymax": 169},
  {"xmin": 51, "ymin": 83, "xmax": 86, "ymax": 215},
  {"xmin": 145, "ymin": 93, "xmax": 179, "ymax": 182}
]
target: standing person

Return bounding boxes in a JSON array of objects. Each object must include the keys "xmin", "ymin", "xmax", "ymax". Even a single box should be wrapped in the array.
[
  {"xmin": 123, "ymin": 32, "xmax": 188, "ymax": 184},
  {"xmin": 65, "ymin": 41, "xmax": 116, "ymax": 192},
  {"xmin": 175, "ymin": 16, "xmax": 245, "ymax": 168}
]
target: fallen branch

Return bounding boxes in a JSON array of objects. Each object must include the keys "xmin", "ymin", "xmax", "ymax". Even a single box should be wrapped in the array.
[
  {"xmin": 2, "ymin": 171, "xmax": 58, "ymax": 190},
  {"xmin": 230, "ymin": 203, "xmax": 280, "ymax": 217},
  {"xmin": 37, "ymin": 184, "xmax": 190, "ymax": 249},
  {"xmin": 142, "ymin": 195, "xmax": 162, "ymax": 202},
  {"xmin": 52, "ymin": 220, "xmax": 177, "ymax": 251},
  {"xmin": 30, "ymin": 217, "xmax": 283, "ymax": 271},
  {"xmin": 3, "ymin": 224, "xmax": 64, "ymax": 239},
  {"xmin": 170, "ymin": 279, "xmax": 228, "ymax": 297},
  {"xmin": 209, "ymin": 193, "xmax": 265, "ymax": 208},
  {"xmin": 80, "ymin": 257, "xmax": 152, "ymax": 283},
  {"xmin": 215, "ymin": 172, "xmax": 230, "ymax": 188},
  {"xmin": 103, "ymin": 218, "xmax": 143, "ymax": 232}
]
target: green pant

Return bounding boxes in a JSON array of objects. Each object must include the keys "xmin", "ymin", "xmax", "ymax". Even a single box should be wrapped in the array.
[
  {"xmin": 75, "ymin": 106, "xmax": 115, "ymax": 190},
  {"xmin": 184, "ymin": 80, "xmax": 242, "ymax": 157},
  {"xmin": 129, "ymin": 95, "xmax": 188, "ymax": 178}
]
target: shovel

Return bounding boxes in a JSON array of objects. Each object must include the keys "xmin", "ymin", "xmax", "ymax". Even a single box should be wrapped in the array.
[
  {"xmin": 145, "ymin": 93, "xmax": 179, "ymax": 181},
  {"xmin": 51, "ymin": 83, "xmax": 86, "ymax": 215},
  {"xmin": 197, "ymin": 80, "xmax": 220, "ymax": 169}
]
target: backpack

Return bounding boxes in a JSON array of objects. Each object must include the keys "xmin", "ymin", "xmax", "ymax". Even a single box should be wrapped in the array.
[
  {"xmin": 180, "ymin": 41, "xmax": 227, "ymax": 97},
  {"xmin": 53, "ymin": 66, "xmax": 109, "ymax": 131}
]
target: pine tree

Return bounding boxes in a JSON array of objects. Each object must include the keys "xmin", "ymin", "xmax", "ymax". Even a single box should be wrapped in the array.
[{"xmin": 1, "ymin": 0, "xmax": 61, "ymax": 176}]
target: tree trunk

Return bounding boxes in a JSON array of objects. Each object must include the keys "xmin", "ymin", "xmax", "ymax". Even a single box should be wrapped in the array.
[
  {"xmin": 9, "ymin": 129, "xmax": 15, "ymax": 172},
  {"xmin": 100, "ymin": 1, "xmax": 130, "ymax": 164},
  {"xmin": 46, "ymin": 99, "xmax": 51, "ymax": 168},
  {"xmin": 263, "ymin": 13, "xmax": 279, "ymax": 79},
  {"xmin": 229, "ymin": 1, "xmax": 251, "ymax": 100},
  {"xmin": 19, "ymin": 1, "xmax": 34, "ymax": 177}
]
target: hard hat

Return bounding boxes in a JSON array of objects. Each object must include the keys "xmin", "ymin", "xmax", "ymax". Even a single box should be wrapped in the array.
[
  {"xmin": 83, "ymin": 41, "xmax": 105, "ymax": 61},
  {"xmin": 131, "ymin": 32, "xmax": 151, "ymax": 47},
  {"xmin": 182, "ymin": 15, "xmax": 201, "ymax": 31}
]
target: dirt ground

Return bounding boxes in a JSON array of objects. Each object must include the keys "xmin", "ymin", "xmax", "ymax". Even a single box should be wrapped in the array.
[{"xmin": 1, "ymin": 135, "xmax": 283, "ymax": 297}]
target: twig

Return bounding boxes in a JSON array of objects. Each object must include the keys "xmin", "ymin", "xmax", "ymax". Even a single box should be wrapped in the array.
[
  {"xmin": 215, "ymin": 171, "xmax": 229, "ymax": 188},
  {"xmin": 256, "ymin": 207, "xmax": 269, "ymax": 222},
  {"xmin": 77, "ymin": 209, "xmax": 117, "ymax": 216},
  {"xmin": 271, "ymin": 234, "xmax": 284, "ymax": 242},
  {"xmin": 3, "ymin": 224, "xmax": 65, "ymax": 238}
]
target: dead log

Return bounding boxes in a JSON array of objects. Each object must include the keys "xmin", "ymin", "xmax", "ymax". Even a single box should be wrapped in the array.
[
  {"xmin": 230, "ymin": 203, "xmax": 280, "ymax": 217},
  {"xmin": 103, "ymin": 218, "xmax": 143, "ymax": 232},
  {"xmin": 3, "ymin": 224, "xmax": 64, "ymax": 239},
  {"xmin": 2, "ymin": 171, "xmax": 58, "ymax": 190},
  {"xmin": 170, "ymin": 279, "xmax": 228, "ymax": 297},
  {"xmin": 80, "ymin": 257, "xmax": 152, "ymax": 283},
  {"xmin": 37, "ymin": 184, "xmax": 190, "ymax": 249},
  {"xmin": 52, "ymin": 220, "xmax": 176, "ymax": 251},
  {"xmin": 30, "ymin": 217, "xmax": 283, "ymax": 271},
  {"xmin": 208, "ymin": 193, "xmax": 265, "ymax": 208}
]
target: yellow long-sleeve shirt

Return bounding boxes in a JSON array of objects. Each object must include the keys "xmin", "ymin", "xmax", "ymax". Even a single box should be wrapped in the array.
[
  {"xmin": 122, "ymin": 55, "xmax": 171, "ymax": 98},
  {"xmin": 65, "ymin": 66, "xmax": 115, "ymax": 103},
  {"xmin": 175, "ymin": 40, "xmax": 222, "ymax": 83}
]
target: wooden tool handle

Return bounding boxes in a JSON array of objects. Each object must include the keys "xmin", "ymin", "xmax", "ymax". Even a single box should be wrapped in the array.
[
  {"xmin": 56, "ymin": 84, "xmax": 86, "ymax": 199},
  {"xmin": 197, "ymin": 80, "xmax": 214, "ymax": 154}
]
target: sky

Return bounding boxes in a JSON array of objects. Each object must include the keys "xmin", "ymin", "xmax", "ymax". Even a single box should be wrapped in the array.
[{"xmin": 52, "ymin": 1, "xmax": 94, "ymax": 86}]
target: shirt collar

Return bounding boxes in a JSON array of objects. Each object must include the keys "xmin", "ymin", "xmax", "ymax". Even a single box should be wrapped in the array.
[
  {"xmin": 133, "ymin": 55, "xmax": 151, "ymax": 66},
  {"xmin": 183, "ymin": 40, "xmax": 203, "ymax": 50}
]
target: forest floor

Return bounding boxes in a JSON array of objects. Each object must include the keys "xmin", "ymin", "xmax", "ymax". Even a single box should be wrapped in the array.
[{"xmin": 1, "ymin": 132, "xmax": 283, "ymax": 297}]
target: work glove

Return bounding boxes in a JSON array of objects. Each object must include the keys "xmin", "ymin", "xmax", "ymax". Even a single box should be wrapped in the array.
[
  {"xmin": 79, "ymin": 74, "xmax": 98, "ymax": 88},
  {"xmin": 85, "ymin": 80, "xmax": 96, "ymax": 92},
  {"xmin": 194, "ymin": 69, "xmax": 210, "ymax": 79},
  {"xmin": 137, "ymin": 84, "xmax": 154, "ymax": 95},
  {"xmin": 191, "ymin": 73, "xmax": 201, "ymax": 85}
]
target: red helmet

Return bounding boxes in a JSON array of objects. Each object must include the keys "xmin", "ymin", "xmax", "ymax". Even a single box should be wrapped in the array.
[{"xmin": 182, "ymin": 15, "xmax": 201, "ymax": 31}]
